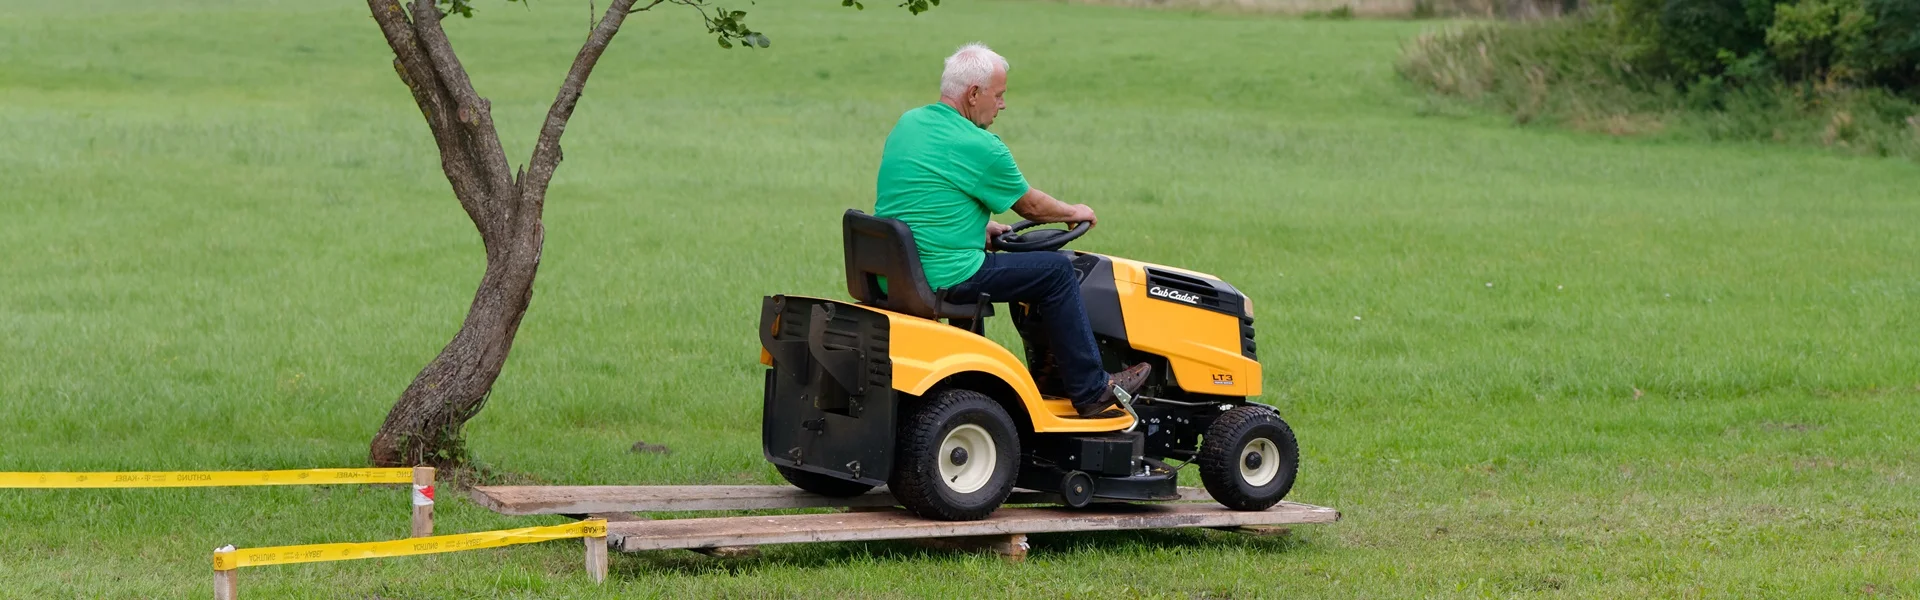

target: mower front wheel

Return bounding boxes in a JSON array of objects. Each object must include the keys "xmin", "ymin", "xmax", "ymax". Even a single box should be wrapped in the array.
[
  {"xmin": 1198, "ymin": 405, "xmax": 1299, "ymax": 511},
  {"xmin": 889, "ymin": 388, "xmax": 1020, "ymax": 521},
  {"xmin": 776, "ymin": 465, "xmax": 876, "ymax": 498}
]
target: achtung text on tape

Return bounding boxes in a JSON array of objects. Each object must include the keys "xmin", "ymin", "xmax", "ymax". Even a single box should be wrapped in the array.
[
  {"xmin": 0, "ymin": 468, "xmax": 414, "ymax": 489},
  {"xmin": 213, "ymin": 519, "xmax": 608, "ymax": 570}
]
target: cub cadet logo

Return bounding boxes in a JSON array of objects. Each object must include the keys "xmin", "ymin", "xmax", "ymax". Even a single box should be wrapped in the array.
[
  {"xmin": 1211, "ymin": 373, "xmax": 1234, "ymax": 386},
  {"xmin": 1148, "ymin": 286, "xmax": 1200, "ymax": 305}
]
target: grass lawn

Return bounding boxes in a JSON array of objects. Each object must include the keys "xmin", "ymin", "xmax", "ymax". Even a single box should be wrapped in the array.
[{"xmin": 2, "ymin": 0, "xmax": 1916, "ymax": 597}]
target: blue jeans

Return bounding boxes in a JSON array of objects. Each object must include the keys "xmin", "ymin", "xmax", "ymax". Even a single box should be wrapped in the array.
[{"xmin": 944, "ymin": 252, "xmax": 1108, "ymax": 406}]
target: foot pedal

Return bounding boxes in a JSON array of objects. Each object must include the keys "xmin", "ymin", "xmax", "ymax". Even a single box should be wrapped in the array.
[
  {"xmin": 1113, "ymin": 386, "xmax": 1141, "ymax": 432},
  {"xmin": 1073, "ymin": 408, "xmax": 1127, "ymax": 420},
  {"xmin": 1052, "ymin": 395, "xmax": 1131, "ymax": 421}
]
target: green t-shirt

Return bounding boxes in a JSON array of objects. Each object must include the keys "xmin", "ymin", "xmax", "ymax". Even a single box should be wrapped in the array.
[{"xmin": 874, "ymin": 103, "xmax": 1030, "ymax": 291}]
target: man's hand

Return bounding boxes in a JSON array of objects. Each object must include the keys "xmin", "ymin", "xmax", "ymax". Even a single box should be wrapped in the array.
[
  {"xmin": 1067, "ymin": 204, "xmax": 1097, "ymax": 228},
  {"xmin": 985, "ymin": 221, "xmax": 1012, "ymax": 249}
]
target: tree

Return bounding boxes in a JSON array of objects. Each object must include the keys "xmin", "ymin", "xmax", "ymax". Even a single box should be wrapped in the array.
[{"xmin": 364, "ymin": 0, "xmax": 937, "ymax": 467}]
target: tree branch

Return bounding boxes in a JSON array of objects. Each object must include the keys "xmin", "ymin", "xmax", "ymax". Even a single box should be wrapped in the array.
[
  {"xmin": 369, "ymin": 0, "xmax": 496, "ymax": 242},
  {"xmin": 521, "ymin": 0, "xmax": 639, "ymax": 214},
  {"xmin": 408, "ymin": 0, "xmax": 520, "ymax": 231},
  {"xmin": 368, "ymin": 0, "xmax": 440, "ymax": 103}
]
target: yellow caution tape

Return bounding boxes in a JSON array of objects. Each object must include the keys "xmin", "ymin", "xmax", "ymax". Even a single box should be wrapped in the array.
[
  {"xmin": 213, "ymin": 520, "xmax": 607, "ymax": 571},
  {"xmin": 0, "ymin": 468, "xmax": 414, "ymax": 488}
]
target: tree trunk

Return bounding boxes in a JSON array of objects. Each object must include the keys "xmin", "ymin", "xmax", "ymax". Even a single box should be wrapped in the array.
[
  {"xmin": 365, "ymin": 0, "xmax": 636, "ymax": 467},
  {"xmin": 368, "ymin": 232, "xmax": 543, "ymax": 466}
]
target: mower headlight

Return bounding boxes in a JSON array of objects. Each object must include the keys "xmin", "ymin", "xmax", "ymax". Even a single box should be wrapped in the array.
[{"xmin": 1242, "ymin": 295, "xmax": 1255, "ymax": 318}]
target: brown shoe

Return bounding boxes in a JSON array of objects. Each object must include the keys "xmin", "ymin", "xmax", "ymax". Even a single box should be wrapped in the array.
[
  {"xmin": 1071, "ymin": 363, "xmax": 1152, "ymax": 418},
  {"xmin": 1109, "ymin": 362, "xmax": 1152, "ymax": 396}
]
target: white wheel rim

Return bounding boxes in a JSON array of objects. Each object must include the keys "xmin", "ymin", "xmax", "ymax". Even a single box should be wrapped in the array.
[
  {"xmin": 1240, "ymin": 438, "xmax": 1280, "ymax": 487},
  {"xmin": 938, "ymin": 424, "xmax": 996, "ymax": 494}
]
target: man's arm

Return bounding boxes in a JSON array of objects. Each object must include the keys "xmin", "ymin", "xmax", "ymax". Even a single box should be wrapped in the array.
[{"xmin": 1009, "ymin": 187, "xmax": 1096, "ymax": 226}]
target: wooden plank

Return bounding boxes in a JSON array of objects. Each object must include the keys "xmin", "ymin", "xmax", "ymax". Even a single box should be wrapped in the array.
[
  {"xmin": 608, "ymin": 501, "xmax": 1339, "ymax": 552},
  {"xmin": 471, "ymin": 485, "xmax": 1212, "ymax": 516},
  {"xmin": 587, "ymin": 512, "xmax": 650, "ymax": 523},
  {"xmin": 584, "ymin": 511, "xmax": 760, "ymax": 557},
  {"xmin": 691, "ymin": 545, "xmax": 762, "ymax": 559},
  {"xmin": 903, "ymin": 534, "xmax": 1028, "ymax": 562},
  {"xmin": 1211, "ymin": 524, "xmax": 1292, "ymax": 537}
]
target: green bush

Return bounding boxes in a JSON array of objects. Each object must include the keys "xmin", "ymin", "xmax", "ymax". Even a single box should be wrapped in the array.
[
  {"xmin": 1601, "ymin": 0, "xmax": 1917, "ymax": 95},
  {"xmin": 1654, "ymin": 0, "xmax": 1776, "ymax": 77},
  {"xmin": 1860, "ymin": 0, "xmax": 1920, "ymax": 92},
  {"xmin": 1399, "ymin": 13, "xmax": 1920, "ymax": 159},
  {"xmin": 1400, "ymin": 0, "xmax": 1919, "ymax": 157},
  {"xmin": 1766, "ymin": 0, "xmax": 1872, "ymax": 81},
  {"xmin": 1399, "ymin": 19, "xmax": 1676, "ymax": 126}
]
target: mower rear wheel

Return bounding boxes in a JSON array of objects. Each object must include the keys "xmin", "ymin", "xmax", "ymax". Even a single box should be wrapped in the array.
[
  {"xmin": 776, "ymin": 465, "xmax": 876, "ymax": 498},
  {"xmin": 890, "ymin": 388, "xmax": 1020, "ymax": 521},
  {"xmin": 1198, "ymin": 405, "xmax": 1298, "ymax": 511}
]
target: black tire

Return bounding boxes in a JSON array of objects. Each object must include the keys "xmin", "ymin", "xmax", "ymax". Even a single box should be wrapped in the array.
[
  {"xmin": 889, "ymin": 388, "xmax": 1020, "ymax": 521},
  {"xmin": 1198, "ymin": 405, "xmax": 1299, "ymax": 511},
  {"xmin": 776, "ymin": 465, "xmax": 876, "ymax": 498}
]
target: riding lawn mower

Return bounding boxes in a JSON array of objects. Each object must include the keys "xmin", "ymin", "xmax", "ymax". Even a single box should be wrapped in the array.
[{"xmin": 757, "ymin": 210, "xmax": 1300, "ymax": 521}]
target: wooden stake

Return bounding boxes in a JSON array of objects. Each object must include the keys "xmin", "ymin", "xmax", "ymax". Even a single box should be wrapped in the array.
[
  {"xmin": 411, "ymin": 466, "xmax": 435, "ymax": 538},
  {"xmin": 213, "ymin": 549, "xmax": 238, "ymax": 600},
  {"xmin": 584, "ymin": 534, "xmax": 608, "ymax": 584}
]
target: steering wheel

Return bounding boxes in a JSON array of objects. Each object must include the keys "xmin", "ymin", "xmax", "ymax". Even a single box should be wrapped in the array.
[{"xmin": 993, "ymin": 220, "xmax": 1092, "ymax": 253}]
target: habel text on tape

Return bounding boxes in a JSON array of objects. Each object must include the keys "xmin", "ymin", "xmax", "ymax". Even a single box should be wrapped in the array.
[
  {"xmin": 214, "ymin": 519, "xmax": 607, "ymax": 571},
  {"xmin": 0, "ymin": 468, "xmax": 414, "ymax": 489}
]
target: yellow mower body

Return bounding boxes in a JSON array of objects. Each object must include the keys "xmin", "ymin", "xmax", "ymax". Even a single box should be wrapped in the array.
[{"xmin": 758, "ymin": 210, "xmax": 1294, "ymax": 521}]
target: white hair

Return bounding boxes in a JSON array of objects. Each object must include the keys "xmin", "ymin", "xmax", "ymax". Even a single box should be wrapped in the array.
[{"xmin": 940, "ymin": 43, "xmax": 1009, "ymax": 99}]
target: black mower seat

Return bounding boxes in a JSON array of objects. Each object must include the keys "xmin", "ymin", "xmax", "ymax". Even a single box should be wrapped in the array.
[{"xmin": 843, "ymin": 209, "xmax": 993, "ymax": 323}]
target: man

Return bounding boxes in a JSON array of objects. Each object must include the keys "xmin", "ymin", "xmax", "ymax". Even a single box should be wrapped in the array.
[{"xmin": 873, "ymin": 42, "xmax": 1149, "ymax": 419}]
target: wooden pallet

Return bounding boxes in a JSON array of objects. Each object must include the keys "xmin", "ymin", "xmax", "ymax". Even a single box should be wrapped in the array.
[
  {"xmin": 607, "ymin": 501, "xmax": 1338, "ymax": 553},
  {"xmin": 470, "ymin": 485, "xmax": 1337, "ymax": 561}
]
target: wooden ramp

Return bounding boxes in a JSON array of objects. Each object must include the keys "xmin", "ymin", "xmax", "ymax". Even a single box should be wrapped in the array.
[
  {"xmin": 607, "ymin": 501, "xmax": 1338, "ymax": 552},
  {"xmin": 470, "ymin": 485, "xmax": 1338, "ymax": 560},
  {"xmin": 471, "ymin": 485, "xmax": 1213, "ymax": 515}
]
